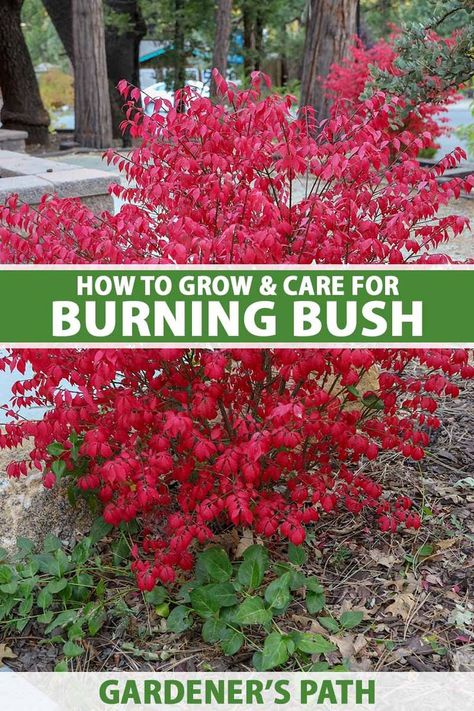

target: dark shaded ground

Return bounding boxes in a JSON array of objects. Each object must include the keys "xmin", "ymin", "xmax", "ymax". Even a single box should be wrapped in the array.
[{"xmin": 1, "ymin": 379, "xmax": 473, "ymax": 673}]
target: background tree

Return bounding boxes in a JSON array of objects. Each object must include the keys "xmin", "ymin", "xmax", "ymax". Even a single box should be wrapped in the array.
[
  {"xmin": 104, "ymin": 1, "xmax": 146, "ymax": 142},
  {"xmin": 210, "ymin": 0, "xmax": 233, "ymax": 97},
  {"xmin": 72, "ymin": 0, "xmax": 113, "ymax": 148},
  {"xmin": 300, "ymin": 0, "xmax": 359, "ymax": 120},
  {"xmin": 0, "ymin": 0, "xmax": 50, "ymax": 144}
]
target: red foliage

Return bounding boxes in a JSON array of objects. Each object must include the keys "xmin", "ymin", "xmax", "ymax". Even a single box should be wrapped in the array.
[
  {"xmin": 324, "ymin": 35, "xmax": 458, "ymax": 150},
  {"xmin": 0, "ymin": 72, "xmax": 472, "ymax": 590}
]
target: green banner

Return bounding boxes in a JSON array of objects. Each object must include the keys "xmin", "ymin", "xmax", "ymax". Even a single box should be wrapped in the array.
[{"xmin": 0, "ymin": 266, "xmax": 473, "ymax": 346}]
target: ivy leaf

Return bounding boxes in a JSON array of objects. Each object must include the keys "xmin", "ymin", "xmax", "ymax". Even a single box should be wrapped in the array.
[
  {"xmin": 220, "ymin": 629, "xmax": 244, "ymax": 656},
  {"xmin": 264, "ymin": 572, "xmax": 291, "ymax": 609},
  {"xmin": 144, "ymin": 586, "xmax": 167, "ymax": 606},
  {"xmin": 198, "ymin": 548, "xmax": 232, "ymax": 582},
  {"xmin": 46, "ymin": 578, "xmax": 69, "ymax": 594},
  {"xmin": 166, "ymin": 606, "xmax": 193, "ymax": 633},
  {"xmin": 288, "ymin": 543, "xmax": 307, "ymax": 566},
  {"xmin": 191, "ymin": 583, "xmax": 236, "ymax": 617},
  {"xmin": 242, "ymin": 545, "xmax": 269, "ymax": 571},
  {"xmin": 63, "ymin": 640, "xmax": 84, "ymax": 658},
  {"xmin": 237, "ymin": 557, "xmax": 265, "ymax": 590},
  {"xmin": 0, "ymin": 565, "xmax": 14, "ymax": 585},
  {"xmin": 87, "ymin": 607, "xmax": 106, "ymax": 636},
  {"xmin": 293, "ymin": 632, "xmax": 337, "ymax": 655},
  {"xmin": 340, "ymin": 610, "xmax": 364, "ymax": 629},
  {"xmin": 201, "ymin": 618, "xmax": 227, "ymax": 644},
  {"xmin": 318, "ymin": 616, "xmax": 340, "ymax": 633},
  {"xmin": 306, "ymin": 590, "xmax": 326, "ymax": 615},
  {"xmin": 233, "ymin": 596, "xmax": 272, "ymax": 626},
  {"xmin": 45, "ymin": 609, "xmax": 79, "ymax": 635},
  {"xmin": 259, "ymin": 632, "xmax": 289, "ymax": 671}
]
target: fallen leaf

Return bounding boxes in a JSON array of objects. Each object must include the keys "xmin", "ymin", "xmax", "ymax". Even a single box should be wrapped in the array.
[
  {"xmin": 369, "ymin": 549, "xmax": 397, "ymax": 568},
  {"xmin": 0, "ymin": 644, "xmax": 16, "ymax": 666},
  {"xmin": 385, "ymin": 592, "xmax": 416, "ymax": 621},
  {"xmin": 331, "ymin": 632, "xmax": 367, "ymax": 659},
  {"xmin": 435, "ymin": 538, "xmax": 459, "ymax": 551},
  {"xmin": 234, "ymin": 530, "xmax": 254, "ymax": 558}
]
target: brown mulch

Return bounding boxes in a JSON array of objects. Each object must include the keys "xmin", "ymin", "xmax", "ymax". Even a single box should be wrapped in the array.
[{"xmin": 2, "ymin": 382, "xmax": 473, "ymax": 673}]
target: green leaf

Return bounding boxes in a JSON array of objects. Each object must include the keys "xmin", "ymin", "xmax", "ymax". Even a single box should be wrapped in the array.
[
  {"xmin": 45, "ymin": 609, "xmax": 79, "ymax": 635},
  {"xmin": 306, "ymin": 576, "xmax": 324, "ymax": 593},
  {"xmin": 347, "ymin": 386, "xmax": 360, "ymax": 398},
  {"xmin": 144, "ymin": 586, "xmax": 167, "ymax": 606},
  {"xmin": 51, "ymin": 460, "xmax": 66, "ymax": 479},
  {"xmin": 88, "ymin": 607, "xmax": 106, "ymax": 636},
  {"xmin": 0, "ymin": 565, "xmax": 14, "ymax": 585},
  {"xmin": 0, "ymin": 582, "xmax": 18, "ymax": 594},
  {"xmin": 293, "ymin": 632, "xmax": 337, "ymax": 655},
  {"xmin": 46, "ymin": 578, "xmax": 69, "ymax": 594},
  {"xmin": 167, "ymin": 605, "xmax": 193, "ymax": 633},
  {"xmin": 54, "ymin": 661, "xmax": 68, "ymax": 672},
  {"xmin": 89, "ymin": 517, "xmax": 113, "ymax": 544},
  {"xmin": 63, "ymin": 640, "xmax": 84, "ymax": 658},
  {"xmin": 318, "ymin": 616, "xmax": 340, "ymax": 633},
  {"xmin": 18, "ymin": 595, "xmax": 33, "ymax": 616},
  {"xmin": 37, "ymin": 611, "xmax": 54, "ymax": 624},
  {"xmin": 288, "ymin": 543, "xmax": 307, "ymax": 566},
  {"xmin": 154, "ymin": 603, "xmax": 169, "ymax": 618},
  {"xmin": 264, "ymin": 573, "xmax": 291, "ymax": 609},
  {"xmin": 47, "ymin": 442, "xmax": 65, "ymax": 457},
  {"xmin": 259, "ymin": 632, "xmax": 289, "ymax": 671},
  {"xmin": 220, "ymin": 628, "xmax": 244, "ymax": 656},
  {"xmin": 340, "ymin": 610, "xmax": 364, "ymax": 629},
  {"xmin": 243, "ymin": 545, "xmax": 269, "ymax": 571},
  {"xmin": 15, "ymin": 537, "xmax": 34, "ymax": 557},
  {"xmin": 201, "ymin": 618, "xmax": 227, "ymax": 644},
  {"xmin": 190, "ymin": 583, "xmax": 237, "ymax": 617},
  {"xmin": 198, "ymin": 548, "xmax": 232, "ymax": 582},
  {"xmin": 233, "ymin": 596, "xmax": 272, "ymax": 626},
  {"xmin": 71, "ymin": 539, "xmax": 92, "ymax": 565},
  {"xmin": 67, "ymin": 623, "xmax": 84, "ymax": 641},
  {"xmin": 237, "ymin": 557, "xmax": 265, "ymax": 590},
  {"xmin": 362, "ymin": 394, "xmax": 384, "ymax": 410},
  {"xmin": 306, "ymin": 590, "xmax": 326, "ymax": 615}
]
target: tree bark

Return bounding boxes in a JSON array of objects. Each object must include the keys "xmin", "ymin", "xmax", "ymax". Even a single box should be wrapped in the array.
[
  {"xmin": 173, "ymin": 0, "xmax": 186, "ymax": 94},
  {"xmin": 210, "ymin": 0, "xmax": 233, "ymax": 97},
  {"xmin": 300, "ymin": 0, "xmax": 358, "ymax": 121},
  {"xmin": 242, "ymin": 2, "xmax": 255, "ymax": 79},
  {"xmin": 72, "ymin": 0, "xmax": 113, "ymax": 148},
  {"xmin": 105, "ymin": 0, "xmax": 146, "ymax": 144},
  {"xmin": 0, "ymin": 0, "xmax": 50, "ymax": 144}
]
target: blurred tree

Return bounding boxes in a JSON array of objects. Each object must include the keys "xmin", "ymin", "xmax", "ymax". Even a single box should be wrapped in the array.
[
  {"xmin": 72, "ymin": 0, "xmax": 113, "ymax": 147},
  {"xmin": 41, "ymin": 0, "xmax": 145, "ymax": 143},
  {"xmin": 210, "ymin": 0, "xmax": 233, "ymax": 97},
  {"xmin": 0, "ymin": 0, "xmax": 50, "ymax": 144},
  {"xmin": 300, "ymin": 0, "xmax": 358, "ymax": 120},
  {"xmin": 104, "ymin": 1, "xmax": 146, "ymax": 142}
]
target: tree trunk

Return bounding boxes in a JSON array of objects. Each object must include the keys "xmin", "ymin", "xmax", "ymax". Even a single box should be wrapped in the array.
[
  {"xmin": 254, "ymin": 7, "xmax": 264, "ymax": 72},
  {"xmin": 42, "ymin": 0, "xmax": 145, "ymax": 145},
  {"xmin": 0, "ymin": 0, "xmax": 50, "ymax": 144},
  {"xmin": 300, "ymin": 0, "xmax": 358, "ymax": 121},
  {"xmin": 173, "ymin": 0, "xmax": 186, "ymax": 94},
  {"xmin": 210, "ymin": 0, "xmax": 233, "ymax": 97},
  {"xmin": 72, "ymin": 0, "xmax": 113, "ymax": 148},
  {"xmin": 242, "ymin": 2, "xmax": 255, "ymax": 79},
  {"xmin": 41, "ymin": 0, "xmax": 74, "ymax": 63},
  {"xmin": 105, "ymin": 0, "xmax": 146, "ymax": 144}
]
